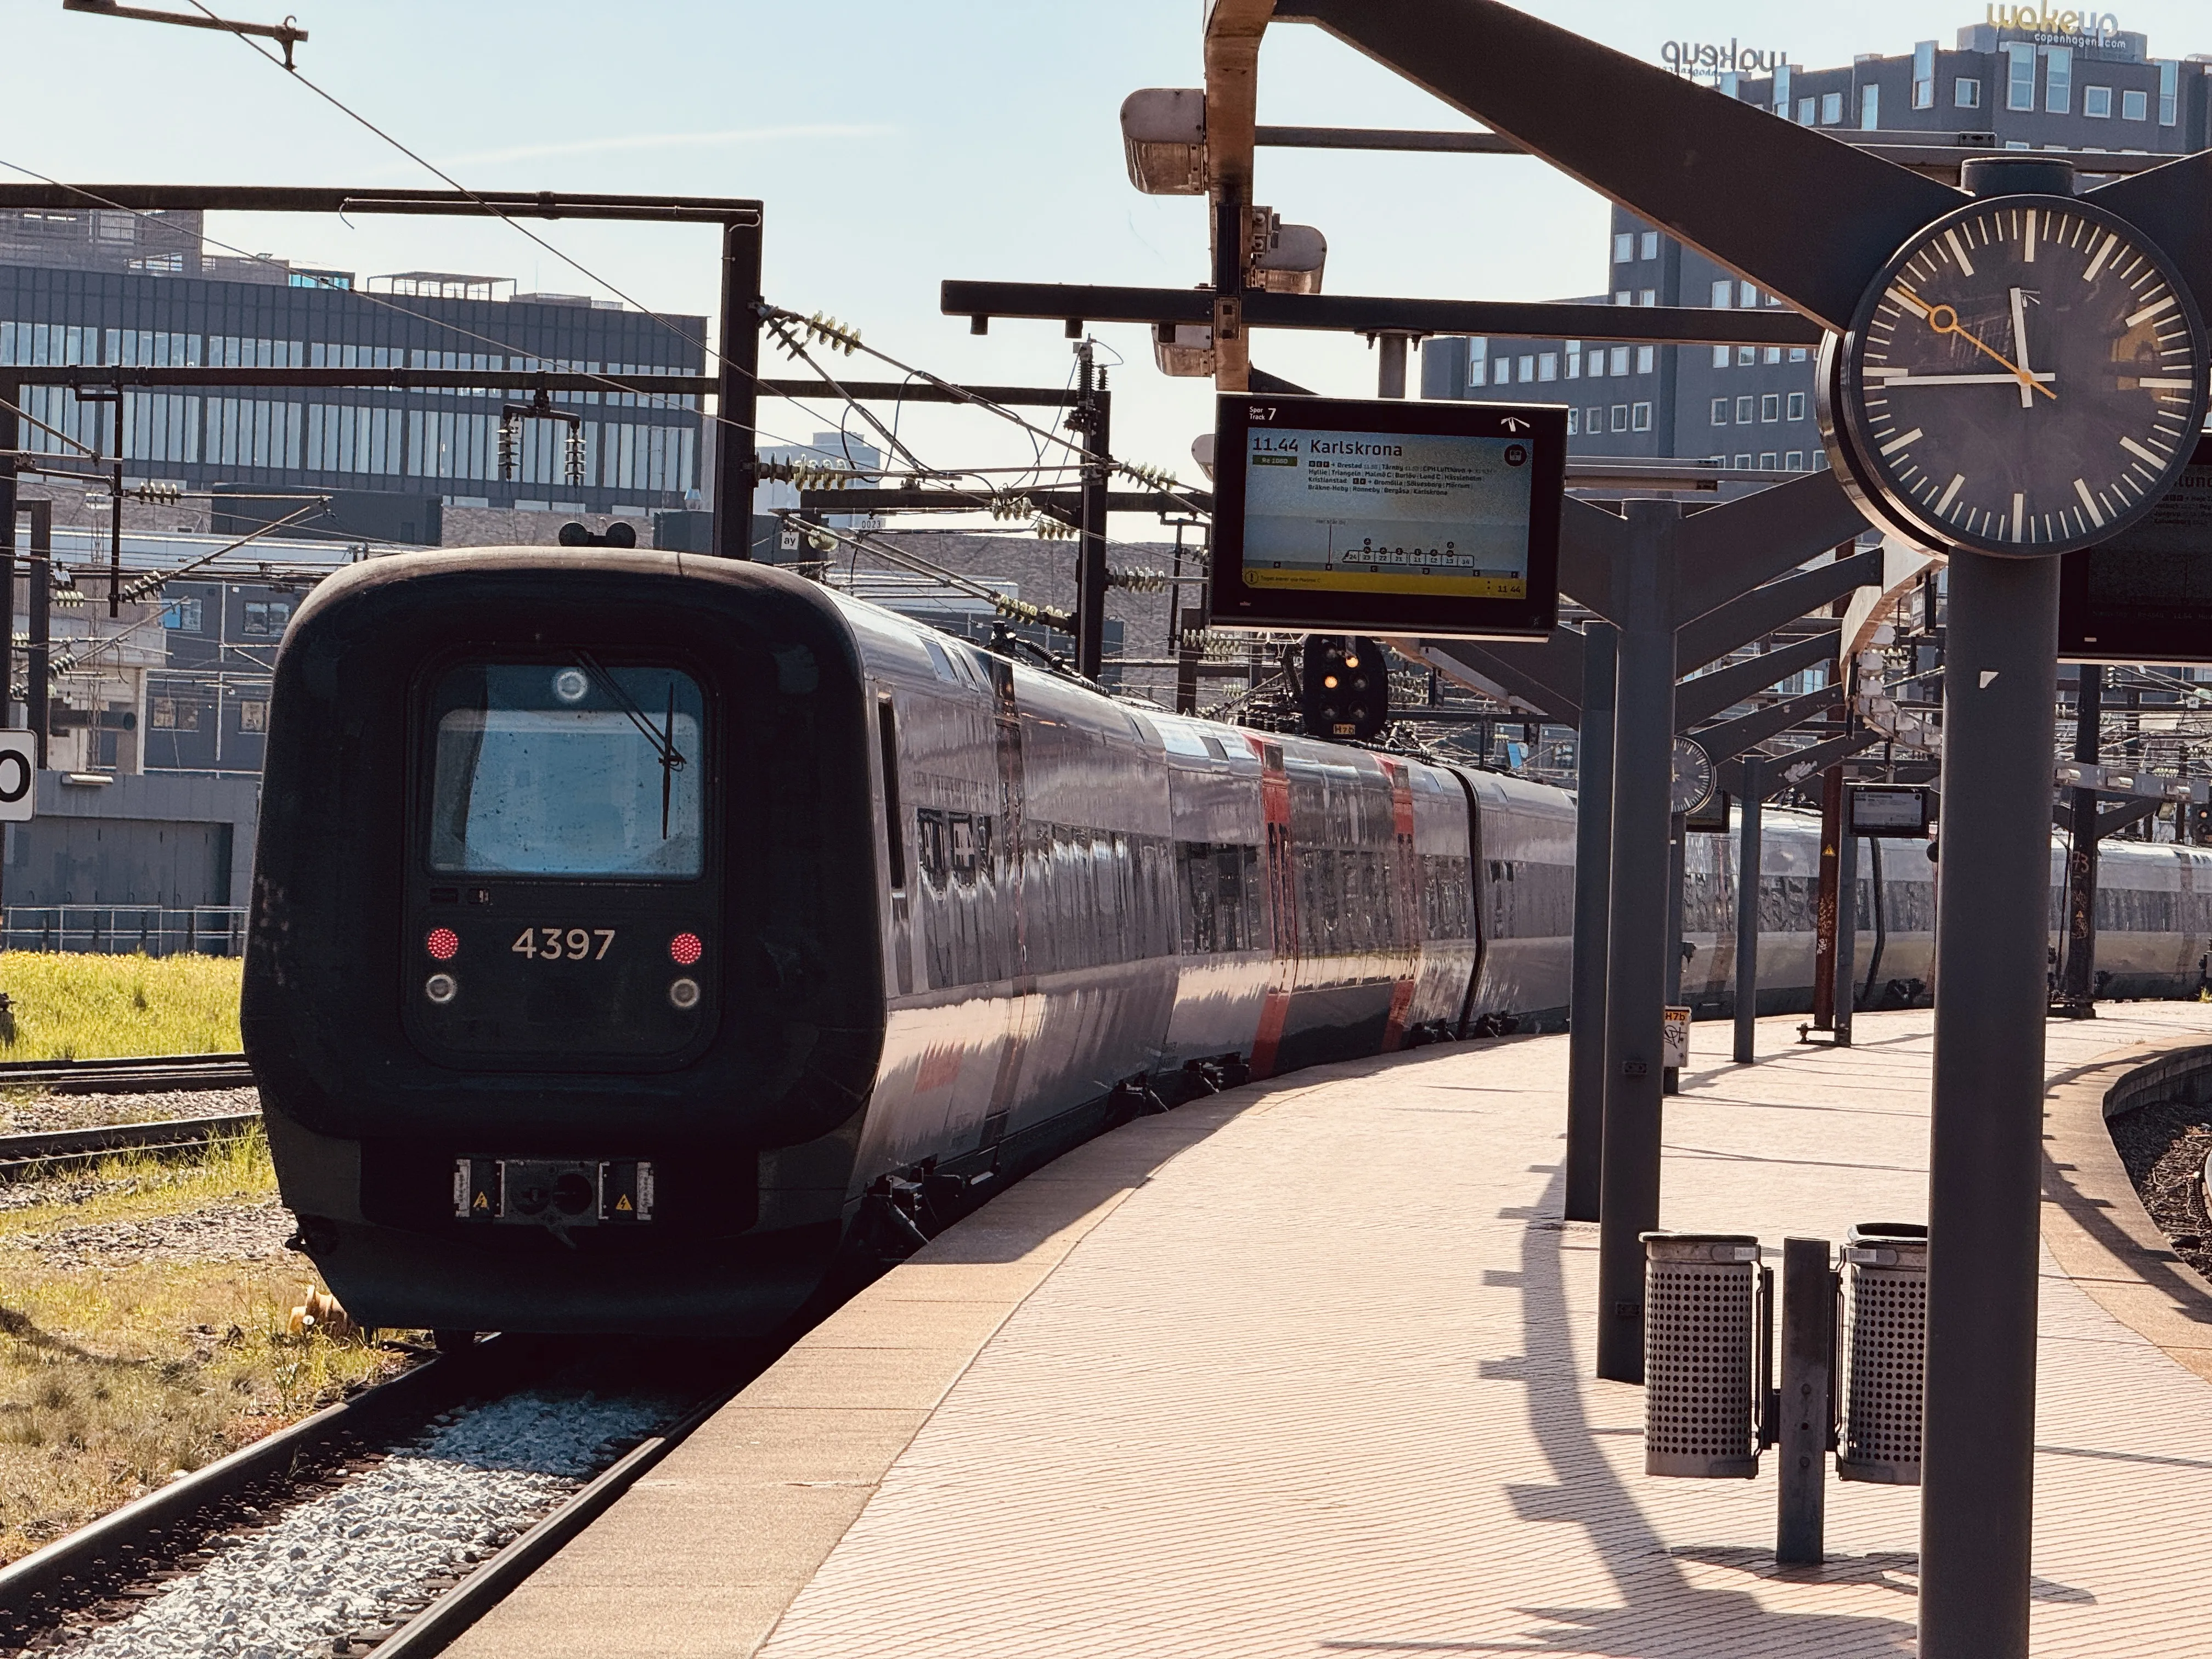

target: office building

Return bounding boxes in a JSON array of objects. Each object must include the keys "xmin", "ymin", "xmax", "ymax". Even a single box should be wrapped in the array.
[{"xmin": 0, "ymin": 217, "xmax": 708, "ymax": 522}]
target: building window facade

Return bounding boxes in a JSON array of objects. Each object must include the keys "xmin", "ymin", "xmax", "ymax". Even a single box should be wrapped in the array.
[
  {"xmin": 1635, "ymin": 345, "xmax": 1655, "ymax": 374},
  {"xmin": 2084, "ymin": 84, "xmax": 2112, "ymax": 118},
  {"xmin": 2123, "ymin": 87, "xmax": 2148, "ymax": 121},
  {"xmin": 1787, "ymin": 392, "xmax": 1807, "ymax": 421},
  {"xmin": 1640, "ymin": 231, "xmax": 1659, "ymax": 259},
  {"xmin": 1912, "ymin": 41, "xmax": 1936, "ymax": 109},
  {"xmin": 1632, "ymin": 403, "xmax": 1652, "ymax": 433},
  {"xmin": 1820, "ymin": 91, "xmax": 1843, "ymax": 123},
  {"xmin": 1712, "ymin": 397, "xmax": 1731, "ymax": 426},
  {"xmin": 1860, "ymin": 83, "xmax": 1880, "ymax": 129},
  {"xmin": 1956, "ymin": 76, "xmax": 1982, "ymax": 109},
  {"xmin": 2044, "ymin": 46, "xmax": 2072, "ymax": 114},
  {"xmin": 2006, "ymin": 43, "xmax": 2036, "ymax": 110}
]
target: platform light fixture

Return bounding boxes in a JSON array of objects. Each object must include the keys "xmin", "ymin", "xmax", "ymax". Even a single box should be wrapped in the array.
[{"xmin": 1121, "ymin": 89, "xmax": 1209, "ymax": 195}]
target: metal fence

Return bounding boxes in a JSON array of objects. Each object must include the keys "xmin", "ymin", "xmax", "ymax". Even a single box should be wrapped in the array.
[{"xmin": 0, "ymin": 907, "xmax": 247, "ymax": 957}]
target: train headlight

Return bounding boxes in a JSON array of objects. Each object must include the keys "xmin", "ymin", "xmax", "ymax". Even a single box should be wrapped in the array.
[
  {"xmin": 551, "ymin": 667, "xmax": 590, "ymax": 704},
  {"xmin": 669, "ymin": 977, "xmax": 701, "ymax": 1010},
  {"xmin": 425, "ymin": 973, "xmax": 459, "ymax": 1005}
]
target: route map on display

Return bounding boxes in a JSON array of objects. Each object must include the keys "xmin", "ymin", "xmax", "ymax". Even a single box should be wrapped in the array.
[
  {"xmin": 1210, "ymin": 393, "xmax": 1565, "ymax": 639},
  {"xmin": 1239, "ymin": 428, "xmax": 1534, "ymax": 600}
]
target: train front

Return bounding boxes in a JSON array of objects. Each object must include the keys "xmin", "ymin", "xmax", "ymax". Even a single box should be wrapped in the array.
[{"xmin": 243, "ymin": 549, "xmax": 887, "ymax": 1335}]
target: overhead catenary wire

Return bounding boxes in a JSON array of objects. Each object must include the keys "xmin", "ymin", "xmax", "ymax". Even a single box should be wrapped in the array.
[{"xmin": 15, "ymin": 499, "xmax": 329, "ymax": 696}]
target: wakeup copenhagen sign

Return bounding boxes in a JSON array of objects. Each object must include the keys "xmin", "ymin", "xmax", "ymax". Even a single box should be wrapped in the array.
[{"xmin": 1660, "ymin": 8, "xmax": 2124, "ymax": 80}]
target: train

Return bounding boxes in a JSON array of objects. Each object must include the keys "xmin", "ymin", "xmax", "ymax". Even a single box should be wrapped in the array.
[{"xmin": 241, "ymin": 546, "xmax": 2212, "ymax": 1336}]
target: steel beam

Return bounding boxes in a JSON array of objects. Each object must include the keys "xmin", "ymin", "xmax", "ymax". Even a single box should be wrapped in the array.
[
  {"xmin": 1675, "ymin": 633, "xmax": 1837, "ymax": 728},
  {"xmin": 1694, "ymin": 686, "xmax": 1846, "ymax": 768},
  {"xmin": 1596, "ymin": 501, "xmax": 1678, "ymax": 1383},
  {"xmin": 1564, "ymin": 621, "xmax": 1616, "ymax": 1222},
  {"xmin": 1672, "ymin": 475, "xmax": 1867, "ymax": 627},
  {"xmin": 1423, "ymin": 630, "xmax": 1585, "ymax": 722},
  {"xmin": 0, "ymin": 184, "xmax": 763, "ymax": 222},
  {"xmin": 1274, "ymin": 0, "xmax": 1962, "ymax": 331},
  {"xmin": 1714, "ymin": 729, "xmax": 1881, "ymax": 799},
  {"xmin": 941, "ymin": 280, "xmax": 1824, "ymax": 349},
  {"xmin": 1675, "ymin": 554, "xmax": 1874, "ymax": 675}
]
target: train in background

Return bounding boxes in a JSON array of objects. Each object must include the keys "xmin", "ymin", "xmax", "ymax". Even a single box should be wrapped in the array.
[{"xmin": 242, "ymin": 548, "xmax": 2212, "ymax": 1338}]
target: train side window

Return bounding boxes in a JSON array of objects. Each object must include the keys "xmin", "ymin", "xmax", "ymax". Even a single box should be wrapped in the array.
[
  {"xmin": 877, "ymin": 696, "xmax": 906, "ymax": 891},
  {"xmin": 917, "ymin": 809, "xmax": 950, "ymax": 889}
]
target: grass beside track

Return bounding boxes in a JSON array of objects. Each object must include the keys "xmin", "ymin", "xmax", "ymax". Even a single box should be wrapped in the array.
[
  {"xmin": 0, "ymin": 952, "xmax": 244, "ymax": 1064},
  {"xmin": 0, "ymin": 1133, "xmax": 410, "ymax": 1565}
]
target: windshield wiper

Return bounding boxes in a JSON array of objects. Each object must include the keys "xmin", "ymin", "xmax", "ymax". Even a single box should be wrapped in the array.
[{"xmin": 572, "ymin": 651, "xmax": 687, "ymax": 840}]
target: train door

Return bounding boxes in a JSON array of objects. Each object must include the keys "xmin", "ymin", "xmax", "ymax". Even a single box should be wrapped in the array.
[
  {"xmin": 1250, "ymin": 738, "xmax": 1296, "ymax": 1079},
  {"xmin": 1380, "ymin": 758, "xmax": 1419, "ymax": 1050},
  {"xmin": 1449, "ymin": 768, "xmax": 1487, "ymax": 1036},
  {"xmin": 875, "ymin": 693, "xmax": 915, "ymax": 998},
  {"xmin": 979, "ymin": 657, "xmax": 1037, "ymax": 1156}
]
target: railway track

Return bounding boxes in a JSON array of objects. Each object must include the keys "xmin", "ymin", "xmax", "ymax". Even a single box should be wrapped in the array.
[
  {"xmin": 0, "ymin": 1051, "xmax": 255, "ymax": 1095},
  {"xmin": 0, "ymin": 1113, "xmax": 263, "ymax": 1181},
  {"xmin": 0, "ymin": 1337, "xmax": 738, "ymax": 1658}
]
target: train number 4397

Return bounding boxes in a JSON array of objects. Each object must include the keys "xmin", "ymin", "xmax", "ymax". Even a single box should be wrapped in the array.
[{"xmin": 512, "ymin": 927, "xmax": 616, "ymax": 961}]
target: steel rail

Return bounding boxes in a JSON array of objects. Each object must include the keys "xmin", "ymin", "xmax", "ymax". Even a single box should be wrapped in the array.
[
  {"xmin": 363, "ymin": 1387, "xmax": 735, "ymax": 1658},
  {"xmin": 0, "ymin": 1111, "xmax": 261, "ymax": 1180},
  {"xmin": 0, "ymin": 1052, "xmax": 253, "ymax": 1094},
  {"xmin": 0, "ymin": 1342, "xmax": 505, "ymax": 1628}
]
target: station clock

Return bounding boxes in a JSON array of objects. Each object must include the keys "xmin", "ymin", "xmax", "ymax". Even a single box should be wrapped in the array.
[{"xmin": 1820, "ymin": 195, "xmax": 2210, "ymax": 558}]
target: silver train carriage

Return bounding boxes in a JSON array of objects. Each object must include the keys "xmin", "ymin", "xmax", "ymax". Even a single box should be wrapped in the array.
[{"xmin": 241, "ymin": 549, "xmax": 2212, "ymax": 1336}]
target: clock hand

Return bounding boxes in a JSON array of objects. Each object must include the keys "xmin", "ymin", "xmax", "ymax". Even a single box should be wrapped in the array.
[
  {"xmin": 1869, "ymin": 370, "xmax": 2057, "ymax": 387},
  {"xmin": 2008, "ymin": 287, "xmax": 2036, "ymax": 411},
  {"xmin": 1926, "ymin": 303, "xmax": 2056, "ymax": 400}
]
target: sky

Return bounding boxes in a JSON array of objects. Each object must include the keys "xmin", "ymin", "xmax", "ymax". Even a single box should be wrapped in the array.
[{"xmin": 7, "ymin": 0, "xmax": 2212, "ymax": 505}]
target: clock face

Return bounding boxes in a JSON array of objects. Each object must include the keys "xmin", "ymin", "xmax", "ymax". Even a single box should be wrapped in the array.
[
  {"xmin": 1822, "ymin": 195, "xmax": 2210, "ymax": 557},
  {"xmin": 1670, "ymin": 737, "xmax": 1715, "ymax": 816}
]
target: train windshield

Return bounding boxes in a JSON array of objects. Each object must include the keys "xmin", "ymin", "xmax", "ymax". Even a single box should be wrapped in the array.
[{"xmin": 428, "ymin": 662, "xmax": 704, "ymax": 878}]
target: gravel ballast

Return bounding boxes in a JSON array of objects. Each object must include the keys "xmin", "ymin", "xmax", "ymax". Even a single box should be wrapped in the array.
[
  {"xmin": 2107, "ymin": 1093, "xmax": 2212, "ymax": 1282},
  {"xmin": 0, "ymin": 1086, "xmax": 261, "ymax": 1137},
  {"xmin": 12, "ymin": 1196, "xmax": 296, "ymax": 1271},
  {"xmin": 52, "ymin": 1389, "xmax": 674, "ymax": 1659}
]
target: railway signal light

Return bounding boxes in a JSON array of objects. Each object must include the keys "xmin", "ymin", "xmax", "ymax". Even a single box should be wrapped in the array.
[
  {"xmin": 1300, "ymin": 635, "xmax": 1389, "ymax": 741},
  {"xmin": 2191, "ymin": 801, "xmax": 2212, "ymax": 845}
]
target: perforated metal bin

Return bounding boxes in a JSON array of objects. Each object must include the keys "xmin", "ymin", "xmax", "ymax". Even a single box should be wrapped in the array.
[
  {"xmin": 1837, "ymin": 1221, "xmax": 1927, "ymax": 1486},
  {"xmin": 1642, "ymin": 1232, "xmax": 1762, "ymax": 1478}
]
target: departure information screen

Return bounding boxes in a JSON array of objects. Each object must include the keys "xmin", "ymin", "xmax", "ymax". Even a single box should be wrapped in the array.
[
  {"xmin": 1210, "ymin": 394, "xmax": 1564, "ymax": 637},
  {"xmin": 2060, "ymin": 436, "xmax": 2212, "ymax": 665}
]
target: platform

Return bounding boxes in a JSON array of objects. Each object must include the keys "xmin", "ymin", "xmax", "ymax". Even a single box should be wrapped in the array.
[{"xmin": 450, "ymin": 1005, "xmax": 2212, "ymax": 1658}]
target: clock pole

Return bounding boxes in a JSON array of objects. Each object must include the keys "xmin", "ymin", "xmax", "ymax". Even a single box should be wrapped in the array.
[{"xmin": 1918, "ymin": 153, "xmax": 2075, "ymax": 1659}]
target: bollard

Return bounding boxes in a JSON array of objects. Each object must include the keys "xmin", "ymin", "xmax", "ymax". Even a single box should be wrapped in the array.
[
  {"xmin": 1641, "ymin": 1232, "xmax": 1762, "ymax": 1477},
  {"xmin": 1838, "ymin": 1221, "xmax": 1928, "ymax": 1486}
]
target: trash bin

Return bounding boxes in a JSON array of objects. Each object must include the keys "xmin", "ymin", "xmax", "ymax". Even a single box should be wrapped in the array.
[
  {"xmin": 1837, "ymin": 1220, "xmax": 1927, "ymax": 1486},
  {"xmin": 1642, "ymin": 1232, "xmax": 1762, "ymax": 1478}
]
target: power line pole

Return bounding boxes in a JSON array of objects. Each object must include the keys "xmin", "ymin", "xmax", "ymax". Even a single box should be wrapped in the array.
[
  {"xmin": 712, "ymin": 215, "xmax": 763, "ymax": 561},
  {"xmin": 1073, "ymin": 342, "xmax": 1110, "ymax": 681}
]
